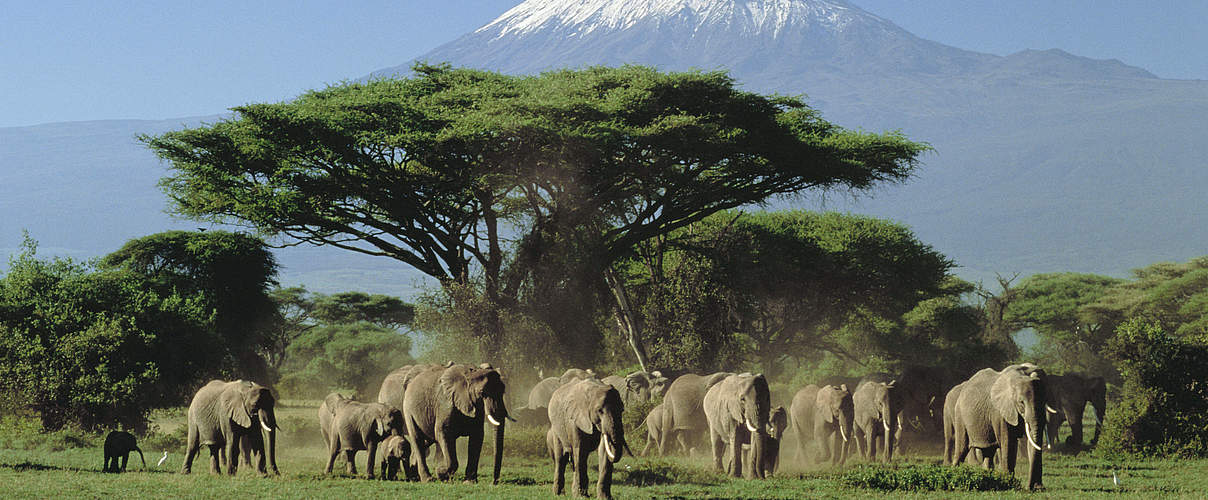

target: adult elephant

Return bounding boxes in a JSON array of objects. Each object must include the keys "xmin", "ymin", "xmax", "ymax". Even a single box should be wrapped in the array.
[
  {"xmin": 602, "ymin": 370, "xmax": 669, "ymax": 406},
  {"xmin": 526, "ymin": 377, "xmax": 563, "ymax": 409},
  {"xmin": 658, "ymin": 372, "xmax": 732, "ymax": 456},
  {"xmin": 181, "ymin": 380, "xmax": 279, "ymax": 475},
  {"xmin": 703, "ymin": 372, "xmax": 771, "ymax": 478},
  {"xmin": 547, "ymin": 378, "xmax": 627, "ymax": 499},
  {"xmin": 403, "ymin": 363, "xmax": 509, "ymax": 484},
  {"xmin": 852, "ymin": 380, "xmax": 901, "ymax": 462},
  {"xmin": 1045, "ymin": 374, "xmax": 1106, "ymax": 449},
  {"xmin": 745, "ymin": 405, "xmax": 787, "ymax": 477},
  {"xmin": 319, "ymin": 392, "xmax": 405, "ymax": 479},
  {"xmin": 790, "ymin": 384, "xmax": 853, "ymax": 465},
  {"xmin": 559, "ymin": 368, "xmax": 597, "ymax": 385},
  {"xmin": 951, "ymin": 363, "xmax": 1048, "ymax": 490}
]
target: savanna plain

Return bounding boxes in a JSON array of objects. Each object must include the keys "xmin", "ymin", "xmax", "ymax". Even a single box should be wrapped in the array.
[{"xmin": 0, "ymin": 404, "xmax": 1200, "ymax": 499}]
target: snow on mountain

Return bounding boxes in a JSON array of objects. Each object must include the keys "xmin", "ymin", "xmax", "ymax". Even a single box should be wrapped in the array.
[{"xmin": 478, "ymin": 0, "xmax": 886, "ymax": 40}]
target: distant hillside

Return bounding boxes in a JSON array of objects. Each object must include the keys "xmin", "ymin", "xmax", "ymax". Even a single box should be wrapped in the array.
[{"xmin": 3, "ymin": 0, "xmax": 1206, "ymax": 298}]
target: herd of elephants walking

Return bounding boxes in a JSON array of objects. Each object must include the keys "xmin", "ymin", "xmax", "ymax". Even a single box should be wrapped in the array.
[{"xmin": 171, "ymin": 361, "xmax": 1106, "ymax": 496}]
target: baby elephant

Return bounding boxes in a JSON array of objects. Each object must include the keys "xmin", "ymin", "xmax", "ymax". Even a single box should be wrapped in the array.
[
  {"xmin": 103, "ymin": 431, "xmax": 146, "ymax": 473},
  {"xmin": 377, "ymin": 434, "xmax": 415, "ymax": 481}
]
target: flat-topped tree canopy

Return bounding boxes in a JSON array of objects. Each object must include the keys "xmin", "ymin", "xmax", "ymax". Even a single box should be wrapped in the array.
[{"xmin": 144, "ymin": 63, "xmax": 927, "ymax": 365}]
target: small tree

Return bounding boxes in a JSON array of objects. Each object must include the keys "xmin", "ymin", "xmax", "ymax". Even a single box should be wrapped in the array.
[{"xmin": 1098, "ymin": 319, "xmax": 1208, "ymax": 458}]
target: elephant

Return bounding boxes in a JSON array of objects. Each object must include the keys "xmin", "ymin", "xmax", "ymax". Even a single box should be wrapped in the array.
[
  {"xmin": 526, "ymin": 377, "xmax": 563, "ymax": 409},
  {"xmin": 703, "ymin": 372, "xmax": 771, "ymax": 478},
  {"xmin": 637, "ymin": 403, "xmax": 668, "ymax": 456},
  {"xmin": 852, "ymin": 379, "xmax": 901, "ymax": 462},
  {"xmin": 378, "ymin": 434, "xmax": 414, "ymax": 481},
  {"xmin": 547, "ymin": 378, "xmax": 627, "ymax": 499},
  {"xmin": 319, "ymin": 392, "xmax": 405, "ymax": 479},
  {"xmin": 657, "ymin": 372, "xmax": 732, "ymax": 456},
  {"xmin": 510, "ymin": 406, "xmax": 552, "ymax": 428},
  {"xmin": 865, "ymin": 366, "xmax": 952, "ymax": 450},
  {"xmin": 403, "ymin": 362, "xmax": 509, "ymax": 484},
  {"xmin": 943, "ymin": 381, "xmax": 968, "ymax": 465},
  {"xmin": 181, "ymin": 380, "xmax": 279, "ymax": 475},
  {"xmin": 602, "ymin": 370, "xmax": 669, "ymax": 406},
  {"xmin": 1044, "ymin": 374, "xmax": 1106, "ymax": 449},
  {"xmin": 744, "ymin": 405, "xmax": 787, "ymax": 476},
  {"xmin": 950, "ymin": 363, "xmax": 1048, "ymax": 490},
  {"xmin": 790, "ymin": 384, "xmax": 853, "ymax": 465},
  {"xmin": 103, "ymin": 430, "xmax": 145, "ymax": 473},
  {"xmin": 559, "ymin": 368, "xmax": 597, "ymax": 385}
]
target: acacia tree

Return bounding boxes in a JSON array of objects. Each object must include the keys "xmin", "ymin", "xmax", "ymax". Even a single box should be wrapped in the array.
[
  {"xmin": 1005, "ymin": 273, "xmax": 1124, "ymax": 378},
  {"xmin": 145, "ymin": 64, "xmax": 927, "ymax": 367},
  {"xmin": 634, "ymin": 210, "xmax": 957, "ymax": 377}
]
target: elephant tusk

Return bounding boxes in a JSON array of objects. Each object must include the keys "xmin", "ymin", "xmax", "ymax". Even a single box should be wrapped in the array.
[
  {"xmin": 1024, "ymin": 422, "xmax": 1043, "ymax": 452},
  {"xmin": 487, "ymin": 414, "xmax": 502, "ymax": 427},
  {"xmin": 1045, "ymin": 405, "xmax": 1058, "ymax": 414},
  {"xmin": 840, "ymin": 425, "xmax": 848, "ymax": 443},
  {"xmin": 261, "ymin": 420, "xmax": 273, "ymax": 433},
  {"xmin": 745, "ymin": 418, "xmax": 758, "ymax": 433},
  {"xmin": 603, "ymin": 438, "xmax": 616, "ymax": 461},
  {"xmin": 883, "ymin": 419, "xmax": 890, "ymax": 433}
]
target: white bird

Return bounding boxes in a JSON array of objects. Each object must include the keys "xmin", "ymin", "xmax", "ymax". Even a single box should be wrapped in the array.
[
  {"xmin": 1112, "ymin": 470, "xmax": 1119, "ymax": 487},
  {"xmin": 157, "ymin": 451, "xmax": 169, "ymax": 467}
]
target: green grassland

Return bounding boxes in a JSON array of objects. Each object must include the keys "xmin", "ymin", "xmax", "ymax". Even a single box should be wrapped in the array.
[{"xmin": 1, "ymin": 403, "xmax": 1203, "ymax": 499}]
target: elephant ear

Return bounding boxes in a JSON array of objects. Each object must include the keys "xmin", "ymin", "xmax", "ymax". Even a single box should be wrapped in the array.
[
  {"xmin": 574, "ymin": 383, "xmax": 599, "ymax": 434},
  {"xmin": 440, "ymin": 367, "xmax": 478, "ymax": 418},
  {"xmin": 222, "ymin": 385, "xmax": 253, "ymax": 429},
  {"xmin": 990, "ymin": 372, "xmax": 1020, "ymax": 426}
]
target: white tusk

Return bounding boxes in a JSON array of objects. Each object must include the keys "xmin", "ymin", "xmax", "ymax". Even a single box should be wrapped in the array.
[
  {"xmin": 883, "ymin": 419, "xmax": 890, "ymax": 433},
  {"xmin": 840, "ymin": 424, "xmax": 848, "ymax": 443},
  {"xmin": 603, "ymin": 438, "xmax": 616, "ymax": 461},
  {"xmin": 1045, "ymin": 405, "xmax": 1058, "ymax": 414},
  {"xmin": 1025, "ymin": 422, "xmax": 1043, "ymax": 451},
  {"xmin": 745, "ymin": 418, "xmax": 757, "ymax": 433},
  {"xmin": 487, "ymin": 414, "xmax": 501, "ymax": 427},
  {"xmin": 261, "ymin": 420, "xmax": 273, "ymax": 433}
]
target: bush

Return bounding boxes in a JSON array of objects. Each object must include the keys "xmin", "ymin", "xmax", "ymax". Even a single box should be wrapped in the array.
[
  {"xmin": 839, "ymin": 464, "xmax": 1019, "ymax": 491},
  {"xmin": 622, "ymin": 397, "xmax": 661, "ymax": 454},
  {"xmin": 1097, "ymin": 320, "xmax": 1208, "ymax": 458},
  {"xmin": 618, "ymin": 459, "xmax": 719, "ymax": 486}
]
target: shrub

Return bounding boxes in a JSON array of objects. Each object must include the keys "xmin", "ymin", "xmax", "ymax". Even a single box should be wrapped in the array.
[
  {"xmin": 1097, "ymin": 319, "xmax": 1208, "ymax": 458},
  {"xmin": 617, "ymin": 459, "xmax": 719, "ymax": 486},
  {"xmin": 839, "ymin": 464, "xmax": 1019, "ymax": 491},
  {"xmin": 622, "ymin": 397, "xmax": 661, "ymax": 454}
]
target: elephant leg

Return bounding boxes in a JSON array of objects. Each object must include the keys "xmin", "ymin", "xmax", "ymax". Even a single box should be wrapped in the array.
[
  {"xmin": 597, "ymin": 440, "xmax": 614, "ymax": 500},
  {"xmin": 573, "ymin": 442, "xmax": 591, "ymax": 498},
  {"xmin": 867, "ymin": 428, "xmax": 878, "ymax": 461},
  {"xmin": 181, "ymin": 424, "xmax": 199, "ymax": 474},
  {"xmin": 552, "ymin": 443, "xmax": 568, "ymax": 496},
  {"xmin": 436, "ymin": 432, "xmax": 458, "ymax": 481},
  {"xmin": 815, "ymin": 428, "xmax": 829, "ymax": 464},
  {"xmin": 464, "ymin": 427, "xmax": 483, "ymax": 482},
  {"xmin": 119, "ymin": 453, "xmax": 128, "ymax": 472},
  {"xmin": 366, "ymin": 440, "xmax": 378, "ymax": 479},
  {"xmin": 708, "ymin": 430, "xmax": 725, "ymax": 472},
  {"xmin": 225, "ymin": 439, "xmax": 239, "ymax": 475},
  {"xmin": 1067, "ymin": 406, "xmax": 1085, "ymax": 448},
  {"xmin": 345, "ymin": 450, "xmax": 358, "ymax": 475},
  {"xmin": 325, "ymin": 435, "xmax": 340, "ymax": 474}
]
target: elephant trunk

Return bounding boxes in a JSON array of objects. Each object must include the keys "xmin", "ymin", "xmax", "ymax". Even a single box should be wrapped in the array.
[
  {"xmin": 259, "ymin": 408, "xmax": 279, "ymax": 474},
  {"xmin": 492, "ymin": 419, "xmax": 504, "ymax": 485}
]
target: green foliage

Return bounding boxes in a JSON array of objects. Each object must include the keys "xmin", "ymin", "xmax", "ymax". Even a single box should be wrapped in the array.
[
  {"xmin": 145, "ymin": 63, "xmax": 927, "ymax": 369},
  {"xmin": 1006, "ymin": 273, "xmax": 1124, "ymax": 378},
  {"xmin": 99, "ymin": 230, "xmax": 280, "ymax": 382},
  {"xmin": 622, "ymin": 397, "xmax": 661, "ymax": 454},
  {"xmin": 0, "ymin": 235, "xmax": 219, "ymax": 431},
  {"xmin": 277, "ymin": 322, "xmax": 412, "ymax": 399},
  {"xmin": 839, "ymin": 464, "xmax": 1019, "ymax": 491},
  {"xmin": 617, "ymin": 459, "xmax": 720, "ymax": 486},
  {"xmin": 310, "ymin": 292, "xmax": 414, "ymax": 329},
  {"xmin": 1097, "ymin": 320, "xmax": 1208, "ymax": 458}
]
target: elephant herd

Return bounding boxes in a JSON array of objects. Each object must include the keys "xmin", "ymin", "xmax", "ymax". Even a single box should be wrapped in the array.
[{"xmin": 167, "ymin": 362, "xmax": 1105, "ymax": 494}]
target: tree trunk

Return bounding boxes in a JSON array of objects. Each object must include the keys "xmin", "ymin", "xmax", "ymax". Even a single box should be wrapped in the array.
[{"xmin": 603, "ymin": 268, "xmax": 649, "ymax": 372}]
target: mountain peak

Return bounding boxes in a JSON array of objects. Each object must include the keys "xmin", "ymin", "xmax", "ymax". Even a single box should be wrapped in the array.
[{"xmin": 478, "ymin": 0, "xmax": 885, "ymax": 40}]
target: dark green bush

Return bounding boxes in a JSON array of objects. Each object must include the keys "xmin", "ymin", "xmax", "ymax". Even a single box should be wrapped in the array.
[
  {"xmin": 840, "ymin": 464, "xmax": 1019, "ymax": 491},
  {"xmin": 618, "ymin": 459, "xmax": 719, "ymax": 486},
  {"xmin": 1097, "ymin": 320, "xmax": 1208, "ymax": 458},
  {"xmin": 622, "ymin": 396, "xmax": 661, "ymax": 454}
]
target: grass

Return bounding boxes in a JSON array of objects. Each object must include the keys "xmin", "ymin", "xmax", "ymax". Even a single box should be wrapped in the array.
[{"xmin": 1, "ymin": 406, "xmax": 1205, "ymax": 499}]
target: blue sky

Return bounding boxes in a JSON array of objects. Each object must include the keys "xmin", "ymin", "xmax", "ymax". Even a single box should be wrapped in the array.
[{"xmin": 3, "ymin": 0, "xmax": 1205, "ymax": 128}]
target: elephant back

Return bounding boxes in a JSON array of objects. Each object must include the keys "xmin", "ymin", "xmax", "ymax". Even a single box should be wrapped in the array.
[
  {"xmin": 526, "ymin": 377, "xmax": 562, "ymax": 409},
  {"xmin": 379, "ymin": 364, "xmax": 442, "ymax": 409},
  {"xmin": 789, "ymin": 384, "xmax": 821, "ymax": 437}
]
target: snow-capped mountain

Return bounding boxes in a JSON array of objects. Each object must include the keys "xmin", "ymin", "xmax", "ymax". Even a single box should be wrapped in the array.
[{"xmin": 368, "ymin": 0, "xmax": 1206, "ymax": 281}]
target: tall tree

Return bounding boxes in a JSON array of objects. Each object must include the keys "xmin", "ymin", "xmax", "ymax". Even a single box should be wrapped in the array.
[
  {"xmin": 1005, "ymin": 273, "xmax": 1124, "ymax": 378},
  {"xmin": 144, "ymin": 64, "xmax": 927, "ymax": 367}
]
